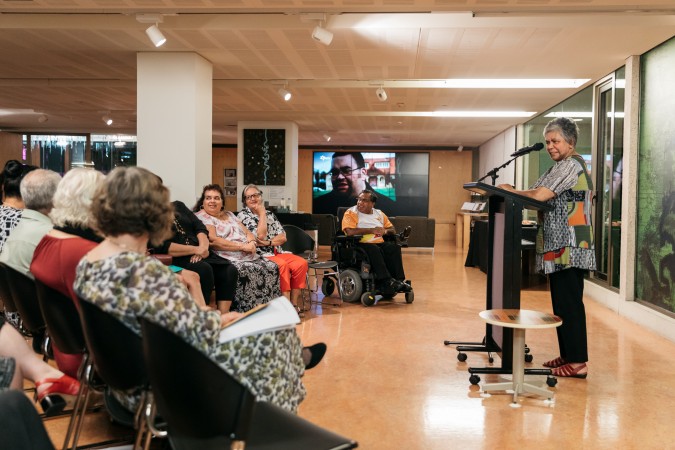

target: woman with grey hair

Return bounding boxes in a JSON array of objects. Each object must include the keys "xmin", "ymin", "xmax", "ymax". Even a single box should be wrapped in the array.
[{"xmin": 499, "ymin": 117, "xmax": 595, "ymax": 379}]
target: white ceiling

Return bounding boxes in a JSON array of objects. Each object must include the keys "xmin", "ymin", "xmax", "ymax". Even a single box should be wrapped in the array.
[{"xmin": 0, "ymin": 1, "xmax": 674, "ymax": 147}]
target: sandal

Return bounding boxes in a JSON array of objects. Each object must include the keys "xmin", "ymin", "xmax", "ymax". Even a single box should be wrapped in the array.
[
  {"xmin": 543, "ymin": 356, "xmax": 567, "ymax": 368},
  {"xmin": 551, "ymin": 363, "xmax": 588, "ymax": 379}
]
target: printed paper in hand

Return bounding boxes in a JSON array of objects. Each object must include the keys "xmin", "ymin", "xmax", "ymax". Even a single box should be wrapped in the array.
[{"xmin": 218, "ymin": 296, "xmax": 300, "ymax": 343}]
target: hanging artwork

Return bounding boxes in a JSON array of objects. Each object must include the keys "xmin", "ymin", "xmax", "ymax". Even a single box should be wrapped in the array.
[{"xmin": 243, "ymin": 129, "xmax": 285, "ymax": 185}]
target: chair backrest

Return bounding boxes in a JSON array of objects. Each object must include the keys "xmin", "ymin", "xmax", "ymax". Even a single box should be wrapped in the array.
[
  {"xmin": 0, "ymin": 390, "xmax": 55, "ymax": 450},
  {"xmin": 140, "ymin": 318, "xmax": 255, "ymax": 442},
  {"xmin": 34, "ymin": 280, "xmax": 85, "ymax": 355},
  {"xmin": 78, "ymin": 299, "xmax": 146, "ymax": 391},
  {"xmin": 0, "ymin": 262, "xmax": 18, "ymax": 313},
  {"xmin": 2, "ymin": 264, "xmax": 45, "ymax": 333},
  {"xmin": 281, "ymin": 224, "xmax": 315, "ymax": 256}
]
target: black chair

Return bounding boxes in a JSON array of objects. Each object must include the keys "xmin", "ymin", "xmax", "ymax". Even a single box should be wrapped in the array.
[
  {"xmin": 78, "ymin": 299, "xmax": 160, "ymax": 450},
  {"xmin": 0, "ymin": 390, "xmax": 55, "ymax": 450},
  {"xmin": 0, "ymin": 262, "xmax": 22, "ymax": 331},
  {"xmin": 34, "ymin": 280, "xmax": 99, "ymax": 449},
  {"xmin": 281, "ymin": 224, "xmax": 343, "ymax": 308},
  {"xmin": 140, "ymin": 318, "xmax": 358, "ymax": 450},
  {"xmin": 0, "ymin": 263, "xmax": 49, "ymax": 356}
]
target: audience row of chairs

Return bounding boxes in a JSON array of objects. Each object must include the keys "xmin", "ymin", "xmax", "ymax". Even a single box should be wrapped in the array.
[{"xmin": 0, "ymin": 262, "xmax": 358, "ymax": 450}]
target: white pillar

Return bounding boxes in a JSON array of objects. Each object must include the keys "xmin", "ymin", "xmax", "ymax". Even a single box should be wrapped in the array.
[{"xmin": 137, "ymin": 52, "xmax": 212, "ymax": 205}]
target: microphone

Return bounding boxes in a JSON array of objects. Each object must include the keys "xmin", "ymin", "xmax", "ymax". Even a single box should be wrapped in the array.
[{"xmin": 510, "ymin": 142, "xmax": 544, "ymax": 157}]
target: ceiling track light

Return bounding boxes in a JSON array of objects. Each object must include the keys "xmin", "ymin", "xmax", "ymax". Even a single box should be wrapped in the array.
[
  {"xmin": 312, "ymin": 25, "xmax": 333, "ymax": 46},
  {"xmin": 323, "ymin": 134, "xmax": 331, "ymax": 142},
  {"xmin": 278, "ymin": 86, "xmax": 291, "ymax": 102},
  {"xmin": 37, "ymin": 114, "xmax": 48, "ymax": 123},
  {"xmin": 145, "ymin": 24, "xmax": 167, "ymax": 47},
  {"xmin": 457, "ymin": 145, "xmax": 464, "ymax": 152},
  {"xmin": 376, "ymin": 86, "xmax": 388, "ymax": 102},
  {"xmin": 102, "ymin": 115, "xmax": 113, "ymax": 126}
]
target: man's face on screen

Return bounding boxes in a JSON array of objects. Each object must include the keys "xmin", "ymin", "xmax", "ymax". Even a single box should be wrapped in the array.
[{"xmin": 330, "ymin": 155, "xmax": 366, "ymax": 197}]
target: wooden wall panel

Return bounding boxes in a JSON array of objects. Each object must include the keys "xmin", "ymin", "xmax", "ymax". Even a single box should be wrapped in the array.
[
  {"xmin": 0, "ymin": 132, "xmax": 23, "ymax": 165},
  {"xmin": 212, "ymin": 146, "xmax": 238, "ymax": 211}
]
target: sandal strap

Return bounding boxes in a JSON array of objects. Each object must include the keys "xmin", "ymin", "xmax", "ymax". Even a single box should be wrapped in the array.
[{"xmin": 552, "ymin": 363, "xmax": 587, "ymax": 378}]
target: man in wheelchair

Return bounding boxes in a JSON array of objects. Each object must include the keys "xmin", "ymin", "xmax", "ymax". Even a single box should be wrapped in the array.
[{"xmin": 341, "ymin": 190, "xmax": 412, "ymax": 296}]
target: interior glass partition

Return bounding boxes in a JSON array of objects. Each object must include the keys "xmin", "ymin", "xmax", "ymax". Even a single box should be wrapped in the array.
[{"xmin": 636, "ymin": 36, "xmax": 675, "ymax": 315}]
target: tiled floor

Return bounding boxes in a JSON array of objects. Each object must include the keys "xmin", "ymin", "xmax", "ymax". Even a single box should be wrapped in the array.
[{"xmin": 44, "ymin": 243, "xmax": 675, "ymax": 449}]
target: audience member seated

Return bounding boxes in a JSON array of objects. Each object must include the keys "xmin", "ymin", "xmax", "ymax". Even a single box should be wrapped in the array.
[
  {"xmin": 238, "ymin": 184, "xmax": 309, "ymax": 313},
  {"xmin": 0, "ymin": 316, "xmax": 79, "ymax": 415},
  {"xmin": 151, "ymin": 200, "xmax": 239, "ymax": 313},
  {"xmin": 0, "ymin": 169, "xmax": 61, "ymax": 277},
  {"xmin": 74, "ymin": 167, "xmax": 322, "ymax": 414},
  {"xmin": 0, "ymin": 160, "xmax": 37, "ymax": 327},
  {"xmin": 30, "ymin": 168, "xmax": 104, "ymax": 378},
  {"xmin": 342, "ymin": 190, "xmax": 411, "ymax": 295},
  {"xmin": 194, "ymin": 184, "xmax": 281, "ymax": 313}
]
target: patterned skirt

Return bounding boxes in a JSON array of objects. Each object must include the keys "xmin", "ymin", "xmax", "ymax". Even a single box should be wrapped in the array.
[{"xmin": 230, "ymin": 258, "xmax": 281, "ymax": 313}]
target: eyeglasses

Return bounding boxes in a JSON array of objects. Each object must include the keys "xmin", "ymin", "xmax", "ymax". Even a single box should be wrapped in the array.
[
  {"xmin": 244, "ymin": 193, "xmax": 262, "ymax": 201},
  {"xmin": 330, "ymin": 166, "xmax": 363, "ymax": 178}
]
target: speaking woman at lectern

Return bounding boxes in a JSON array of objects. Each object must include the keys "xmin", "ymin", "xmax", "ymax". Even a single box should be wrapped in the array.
[{"xmin": 498, "ymin": 117, "xmax": 595, "ymax": 379}]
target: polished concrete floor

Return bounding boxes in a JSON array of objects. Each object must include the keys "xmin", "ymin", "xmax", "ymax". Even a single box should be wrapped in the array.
[{"xmin": 42, "ymin": 243, "xmax": 675, "ymax": 449}]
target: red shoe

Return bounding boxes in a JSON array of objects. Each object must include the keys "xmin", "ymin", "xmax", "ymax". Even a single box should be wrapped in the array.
[
  {"xmin": 543, "ymin": 356, "xmax": 567, "ymax": 368},
  {"xmin": 35, "ymin": 374, "xmax": 80, "ymax": 401},
  {"xmin": 552, "ymin": 363, "xmax": 588, "ymax": 379}
]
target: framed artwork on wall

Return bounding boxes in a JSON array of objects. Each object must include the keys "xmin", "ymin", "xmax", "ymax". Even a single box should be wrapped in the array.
[
  {"xmin": 223, "ymin": 168, "xmax": 237, "ymax": 197},
  {"xmin": 243, "ymin": 129, "xmax": 285, "ymax": 186}
]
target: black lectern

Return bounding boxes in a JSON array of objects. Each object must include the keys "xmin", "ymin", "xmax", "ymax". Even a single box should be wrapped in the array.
[{"xmin": 446, "ymin": 182, "xmax": 552, "ymax": 382}]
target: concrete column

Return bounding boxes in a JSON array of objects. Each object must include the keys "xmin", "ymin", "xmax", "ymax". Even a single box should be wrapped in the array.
[{"xmin": 137, "ymin": 52, "xmax": 212, "ymax": 205}]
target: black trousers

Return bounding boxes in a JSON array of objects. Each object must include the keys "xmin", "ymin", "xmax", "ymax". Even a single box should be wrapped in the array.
[
  {"xmin": 174, "ymin": 257, "xmax": 238, "ymax": 302},
  {"xmin": 549, "ymin": 267, "xmax": 589, "ymax": 363},
  {"xmin": 357, "ymin": 242, "xmax": 406, "ymax": 282}
]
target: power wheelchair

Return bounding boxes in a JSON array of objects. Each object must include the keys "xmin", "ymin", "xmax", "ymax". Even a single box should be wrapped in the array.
[{"xmin": 328, "ymin": 226, "xmax": 414, "ymax": 307}]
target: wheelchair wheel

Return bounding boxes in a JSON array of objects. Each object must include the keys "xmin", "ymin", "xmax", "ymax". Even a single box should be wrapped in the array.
[
  {"xmin": 361, "ymin": 292, "xmax": 376, "ymax": 307},
  {"xmin": 338, "ymin": 269, "xmax": 363, "ymax": 302},
  {"xmin": 321, "ymin": 276, "xmax": 336, "ymax": 296}
]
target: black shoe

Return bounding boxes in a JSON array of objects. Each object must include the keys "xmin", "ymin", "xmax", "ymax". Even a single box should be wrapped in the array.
[
  {"xmin": 304, "ymin": 343, "xmax": 327, "ymax": 370},
  {"xmin": 390, "ymin": 279, "xmax": 412, "ymax": 293}
]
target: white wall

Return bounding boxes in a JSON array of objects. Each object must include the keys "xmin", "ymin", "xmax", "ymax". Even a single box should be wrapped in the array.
[{"xmin": 477, "ymin": 126, "xmax": 517, "ymax": 186}]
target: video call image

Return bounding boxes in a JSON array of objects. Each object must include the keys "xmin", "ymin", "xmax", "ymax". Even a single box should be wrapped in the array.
[{"xmin": 312, "ymin": 151, "xmax": 430, "ymax": 217}]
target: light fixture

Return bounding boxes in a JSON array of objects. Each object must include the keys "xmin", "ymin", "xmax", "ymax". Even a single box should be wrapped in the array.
[
  {"xmin": 37, "ymin": 114, "xmax": 48, "ymax": 123},
  {"xmin": 145, "ymin": 24, "xmax": 167, "ymax": 47},
  {"xmin": 457, "ymin": 145, "xmax": 464, "ymax": 152},
  {"xmin": 375, "ymin": 86, "xmax": 388, "ymax": 102},
  {"xmin": 278, "ymin": 87, "xmax": 291, "ymax": 102},
  {"xmin": 312, "ymin": 25, "xmax": 334, "ymax": 46},
  {"xmin": 323, "ymin": 134, "xmax": 332, "ymax": 142},
  {"xmin": 102, "ymin": 116, "xmax": 113, "ymax": 126}
]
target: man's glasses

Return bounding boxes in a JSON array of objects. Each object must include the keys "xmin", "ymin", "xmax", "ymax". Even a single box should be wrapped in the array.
[
  {"xmin": 244, "ymin": 193, "xmax": 262, "ymax": 201},
  {"xmin": 330, "ymin": 166, "xmax": 363, "ymax": 178}
]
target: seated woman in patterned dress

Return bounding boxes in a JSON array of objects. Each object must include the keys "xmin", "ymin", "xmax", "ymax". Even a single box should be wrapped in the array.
[
  {"xmin": 74, "ymin": 167, "xmax": 317, "ymax": 414},
  {"xmin": 193, "ymin": 184, "xmax": 281, "ymax": 313},
  {"xmin": 237, "ymin": 184, "xmax": 309, "ymax": 313}
]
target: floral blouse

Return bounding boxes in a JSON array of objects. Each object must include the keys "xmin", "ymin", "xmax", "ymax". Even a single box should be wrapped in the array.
[
  {"xmin": 237, "ymin": 207, "xmax": 285, "ymax": 257},
  {"xmin": 531, "ymin": 154, "xmax": 596, "ymax": 274},
  {"xmin": 0, "ymin": 205, "xmax": 22, "ymax": 252},
  {"xmin": 195, "ymin": 210, "xmax": 259, "ymax": 262},
  {"xmin": 73, "ymin": 252, "xmax": 306, "ymax": 413}
]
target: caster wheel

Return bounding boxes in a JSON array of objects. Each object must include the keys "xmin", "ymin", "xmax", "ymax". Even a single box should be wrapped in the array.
[
  {"xmin": 321, "ymin": 277, "xmax": 336, "ymax": 296},
  {"xmin": 405, "ymin": 290, "xmax": 414, "ymax": 304},
  {"xmin": 360, "ymin": 292, "xmax": 376, "ymax": 307},
  {"xmin": 457, "ymin": 352, "xmax": 467, "ymax": 362},
  {"xmin": 525, "ymin": 354, "xmax": 534, "ymax": 363},
  {"xmin": 546, "ymin": 376, "xmax": 557, "ymax": 387},
  {"xmin": 469, "ymin": 374, "xmax": 481, "ymax": 385},
  {"xmin": 488, "ymin": 357, "xmax": 494, "ymax": 364}
]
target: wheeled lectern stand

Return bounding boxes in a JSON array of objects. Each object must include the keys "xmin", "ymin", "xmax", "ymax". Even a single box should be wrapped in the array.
[{"xmin": 445, "ymin": 182, "xmax": 553, "ymax": 383}]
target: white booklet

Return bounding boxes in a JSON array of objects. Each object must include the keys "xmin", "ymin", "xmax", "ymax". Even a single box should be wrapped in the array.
[{"xmin": 218, "ymin": 296, "xmax": 300, "ymax": 343}]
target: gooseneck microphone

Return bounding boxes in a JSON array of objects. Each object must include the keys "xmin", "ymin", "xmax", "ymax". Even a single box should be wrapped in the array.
[{"xmin": 510, "ymin": 142, "xmax": 544, "ymax": 157}]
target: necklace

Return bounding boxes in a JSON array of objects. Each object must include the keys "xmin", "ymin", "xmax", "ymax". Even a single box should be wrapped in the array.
[{"xmin": 106, "ymin": 237, "xmax": 147, "ymax": 254}]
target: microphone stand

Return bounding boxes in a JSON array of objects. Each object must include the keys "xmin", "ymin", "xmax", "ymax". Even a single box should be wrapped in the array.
[{"xmin": 477, "ymin": 155, "xmax": 518, "ymax": 186}]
